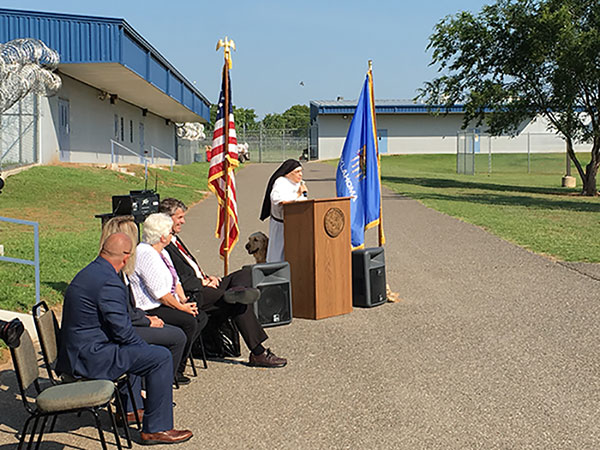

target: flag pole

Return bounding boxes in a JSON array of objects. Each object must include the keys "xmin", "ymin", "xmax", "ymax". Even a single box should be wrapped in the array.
[
  {"xmin": 368, "ymin": 60, "xmax": 385, "ymax": 247},
  {"xmin": 217, "ymin": 37, "xmax": 235, "ymax": 275},
  {"xmin": 223, "ymin": 61, "xmax": 230, "ymax": 275}
]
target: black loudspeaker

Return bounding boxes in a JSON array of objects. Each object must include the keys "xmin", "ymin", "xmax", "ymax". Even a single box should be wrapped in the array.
[
  {"xmin": 352, "ymin": 247, "xmax": 387, "ymax": 308},
  {"xmin": 249, "ymin": 262, "xmax": 293, "ymax": 327}
]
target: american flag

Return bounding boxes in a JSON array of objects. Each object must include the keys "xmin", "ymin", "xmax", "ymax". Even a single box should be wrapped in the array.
[{"xmin": 208, "ymin": 68, "xmax": 239, "ymax": 258}]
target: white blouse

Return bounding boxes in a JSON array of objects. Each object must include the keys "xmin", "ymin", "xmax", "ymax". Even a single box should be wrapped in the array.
[{"xmin": 130, "ymin": 242, "xmax": 180, "ymax": 311}]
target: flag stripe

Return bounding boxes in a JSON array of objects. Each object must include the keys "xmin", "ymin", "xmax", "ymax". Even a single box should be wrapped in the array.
[{"xmin": 208, "ymin": 67, "xmax": 239, "ymax": 258}]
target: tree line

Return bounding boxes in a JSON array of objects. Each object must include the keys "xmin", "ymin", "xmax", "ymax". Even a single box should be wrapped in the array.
[{"xmin": 207, "ymin": 104, "xmax": 310, "ymax": 136}]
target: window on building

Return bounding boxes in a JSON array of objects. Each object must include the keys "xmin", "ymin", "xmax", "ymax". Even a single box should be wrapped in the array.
[
  {"xmin": 114, "ymin": 114, "xmax": 119, "ymax": 139},
  {"xmin": 130, "ymin": 120, "xmax": 134, "ymax": 143},
  {"xmin": 120, "ymin": 117, "xmax": 124, "ymax": 141}
]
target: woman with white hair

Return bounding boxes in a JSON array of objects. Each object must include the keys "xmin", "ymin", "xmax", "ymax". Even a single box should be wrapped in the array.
[{"xmin": 130, "ymin": 213, "xmax": 207, "ymax": 384}]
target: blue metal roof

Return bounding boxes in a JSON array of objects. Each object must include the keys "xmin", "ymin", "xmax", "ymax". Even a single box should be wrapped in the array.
[
  {"xmin": 0, "ymin": 8, "xmax": 210, "ymax": 122},
  {"xmin": 310, "ymin": 99, "xmax": 466, "ymax": 118}
]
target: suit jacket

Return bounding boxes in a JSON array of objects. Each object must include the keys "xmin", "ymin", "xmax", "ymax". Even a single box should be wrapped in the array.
[
  {"xmin": 57, "ymin": 256, "xmax": 149, "ymax": 380},
  {"xmin": 164, "ymin": 240, "xmax": 205, "ymax": 296}
]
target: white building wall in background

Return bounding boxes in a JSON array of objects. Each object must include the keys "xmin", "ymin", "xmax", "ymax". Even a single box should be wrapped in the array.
[
  {"xmin": 315, "ymin": 112, "xmax": 587, "ymax": 160},
  {"xmin": 39, "ymin": 74, "xmax": 176, "ymax": 165}
]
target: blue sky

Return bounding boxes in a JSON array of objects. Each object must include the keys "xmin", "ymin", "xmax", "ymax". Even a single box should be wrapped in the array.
[{"xmin": 4, "ymin": 0, "xmax": 492, "ymax": 118}]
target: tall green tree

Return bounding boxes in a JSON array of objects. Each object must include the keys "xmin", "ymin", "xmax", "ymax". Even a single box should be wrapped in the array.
[
  {"xmin": 282, "ymin": 104, "xmax": 310, "ymax": 130},
  {"xmin": 418, "ymin": 0, "xmax": 600, "ymax": 195},
  {"xmin": 262, "ymin": 112, "xmax": 285, "ymax": 129},
  {"xmin": 233, "ymin": 106, "xmax": 259, "ymax": 132},
  {"xmin": 207, "ymin": 104, "xmax": 258, "ymax": 133}
]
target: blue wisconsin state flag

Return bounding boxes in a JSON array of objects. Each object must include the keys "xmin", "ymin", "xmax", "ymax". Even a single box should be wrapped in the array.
[{"xmin": 336, "ymin": 70, "xmax": 384, "ymax": 249}]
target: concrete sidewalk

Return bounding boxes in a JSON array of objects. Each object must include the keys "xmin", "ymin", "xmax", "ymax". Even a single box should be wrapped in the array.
[{"xmin": 1, "ymin": 161, "xmax": 599, "ymax": 449}]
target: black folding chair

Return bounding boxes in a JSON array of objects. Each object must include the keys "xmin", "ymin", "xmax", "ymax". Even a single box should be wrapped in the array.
[
  {"xmin": 10, "ymin": 328, "xmax": 121, "ymax": 450},
  {"xmin": 32, "ymin": 301, "xmax": 140, "ymax": 447}
]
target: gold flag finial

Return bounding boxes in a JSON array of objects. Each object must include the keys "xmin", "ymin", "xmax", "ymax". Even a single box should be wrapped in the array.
[
  {"xmin": 216, "ymin": 37, "xmax": 236, "ymax": 69},
  {"xmin": 368, "ymin": 60, "xmax": 373, "ymax": 72}
]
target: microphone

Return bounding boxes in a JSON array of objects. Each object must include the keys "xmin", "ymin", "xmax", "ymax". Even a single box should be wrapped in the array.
[{"xmin": 301, "ymin": 181, "xmax": 308, "ymax": 197}]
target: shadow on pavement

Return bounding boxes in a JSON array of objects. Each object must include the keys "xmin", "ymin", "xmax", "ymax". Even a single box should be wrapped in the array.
[{"xmin": 383, "ymin": 176, "xmax": 599, "ymax": 212}]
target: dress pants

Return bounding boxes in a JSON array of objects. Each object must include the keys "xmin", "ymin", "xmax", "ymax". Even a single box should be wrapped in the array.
[
  {"xmin": 197, "ymin": 266, "xmax": 268, "ymax": 351},
  {"xmin": 134, "ymin": 324, "xmax": 186, "ymax": 377},
  {"xmin": 146, "ymin": 305, "xmax": 208, "ymax": 375},
  {"xmin": 120, "ymin": 344, "xmax": 173, "ymax": 433}
]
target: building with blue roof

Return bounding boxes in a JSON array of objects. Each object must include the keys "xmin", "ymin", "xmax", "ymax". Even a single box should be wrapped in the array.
[
  {"xmin": 310, "ymin": 98, "xmax": 574, "ymax": 160},
  {"xmin": 0, "ymin": 8, "xmax": 211, "ymax": 166}
]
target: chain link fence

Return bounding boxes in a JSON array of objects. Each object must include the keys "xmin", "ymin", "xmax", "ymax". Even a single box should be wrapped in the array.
[
  {"xmin": 197, "ymin": 127, "xmax": 310, "ymax": 163},
  {"xmin": 457, "ymin": 131, "xmax": 589, "ymax": 175},
  {"xmin": 0, "ymin": 92, "xmax": 38, "ymax": 170}
]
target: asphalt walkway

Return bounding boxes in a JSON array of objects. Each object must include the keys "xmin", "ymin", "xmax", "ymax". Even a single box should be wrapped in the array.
[{"xmin": 1, "ymin": 161, "xmax": 599, "ymax": 449}]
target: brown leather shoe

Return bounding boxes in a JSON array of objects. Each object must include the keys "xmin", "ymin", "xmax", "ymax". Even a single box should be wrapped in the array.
[
  {"xmin": 140, "ymin": 429, "xmax": 193, "ymax": 445},
  {"xmin": 116, "ymin": 409, "xmax": 143, "ymax": 425},
  {"xmin": 248, "ymin": 348, "xmax": 287, "ymax": 368}
]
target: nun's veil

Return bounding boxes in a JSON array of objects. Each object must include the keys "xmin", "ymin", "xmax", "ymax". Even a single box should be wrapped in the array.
[{"xmin": 259, "ymin": 159, "xmax": 302, "ymax": 221}]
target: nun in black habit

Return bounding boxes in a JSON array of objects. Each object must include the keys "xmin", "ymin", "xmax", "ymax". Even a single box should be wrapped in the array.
[{"xmin": 260, "ymin": 159, "xmax": 308, "ymax": 262}]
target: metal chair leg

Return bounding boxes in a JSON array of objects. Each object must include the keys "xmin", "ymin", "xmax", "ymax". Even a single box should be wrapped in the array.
[
  {"xmin": 17, "ymin": 416, "xmax": 34, "ymax": 450},
  {"xmin": 26, "ymin": 416, "xmax": 40, "ymax": 450},
  {"xmin": 90, "ymin": 409, "xmax": 109, "ymax": 450},
  {"xmin": 49, "ymin": 415, "xmax": 58, "ymax": 433},
  {"xmin": 113, "ymin": 390, "xmax": 132, "ymax": 448},
  {"xmin": 34, "ymin": 416, "xmax": 49, "ymax": 450},
  {"xmin": 197, "ymin": 334, "xmax": 208, "ymax": 369},
  {"xmin": 106, "ymin": 403, "xmax": 124, "ymax": 450},
  {"xmin": 188, "ymin": 354, "xmax": 197, "ymax": 377}
]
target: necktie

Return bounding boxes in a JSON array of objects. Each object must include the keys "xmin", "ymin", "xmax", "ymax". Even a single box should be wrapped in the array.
[
  {"xmin": 174, "ymin": 238, "xmax": 208, "ymax": 280},
  {"xmin": 160, "ymin": 252, "xmax": 178, "ymax": 294}
]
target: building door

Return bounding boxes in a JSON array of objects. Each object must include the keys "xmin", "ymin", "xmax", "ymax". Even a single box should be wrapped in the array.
[
  {"xmin": 139, "ymin": 122, "xmax": 145, "ymax": 162},
  {"xmin": 378, "ymin": 128, "xmax": 388, "ymax": 154},
  {"xmin": 58, "ymin": 99, "xmax": 70, "ymax": 161}
]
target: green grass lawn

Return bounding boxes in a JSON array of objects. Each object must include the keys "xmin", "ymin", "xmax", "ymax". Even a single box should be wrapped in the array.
[
  {"xmin": 2, "ymin": 154, "xmax": 599, "ymax": 314},
  {"xmin": 379, "ymin": 153, "xmax": 600, "ymax": 263},
  {"xmin": 0, "ymin": 163, "xmax": 210, "ymax": 313}
]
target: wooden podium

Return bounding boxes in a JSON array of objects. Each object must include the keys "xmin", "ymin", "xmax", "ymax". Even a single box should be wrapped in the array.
[{"xmin": 283, "ymin": 197, "xmax": 352, "ymax": 319}]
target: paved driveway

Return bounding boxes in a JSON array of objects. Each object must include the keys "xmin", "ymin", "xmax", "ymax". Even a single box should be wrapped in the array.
[{"xmin": 0, "ymin": 161, "xmax": 599, "ymax": 449}]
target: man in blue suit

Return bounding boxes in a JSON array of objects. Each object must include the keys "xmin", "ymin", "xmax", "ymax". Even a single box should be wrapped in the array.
[{"xmin": 57, "ymin": 232, "xmax": 193, "ymax": 445}]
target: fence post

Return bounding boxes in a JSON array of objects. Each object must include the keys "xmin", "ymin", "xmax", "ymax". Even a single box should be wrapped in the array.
[
  {"xmin": 527, "ymin": 132, "xmax": 531, "ymax": 174},
  {"xmin": 18, "ymin": 99, "xmax": 23, "ymax": 164},
  {"xmin": 0, "ymin": 111, "xmax": 3, "ymax": 169},
  {"xmin": 259, "ymin": 126, "xmax": 263, "ymax": 163},
  {"xmin": 34, "ymin": 94, "xmax": 40, "ymax": 164},
  {"xmin": 488, "ymin": 135, "xmax": 492, "ymax": 174},
  {"xmin": 566, "ymin": 141, "xmax": 571, "ymax": 176},
  {"xmin": 34, "ymin": 221, "xmax": 40, "ymax": 305},
  {"xmin": 456, "ymin": 133, "xmax": 459, "ymax": 174}
]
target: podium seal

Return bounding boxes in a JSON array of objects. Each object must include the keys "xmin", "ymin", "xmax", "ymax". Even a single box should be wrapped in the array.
[{"xmin": 324, "ymin": 207, "xmax": 345, "ymax": 238}]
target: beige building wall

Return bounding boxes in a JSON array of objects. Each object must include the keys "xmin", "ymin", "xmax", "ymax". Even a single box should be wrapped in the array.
[
  {"xmin": 315, "ymin": 112, "xmax": 586, "ymax": 160},
  {"xmin": 40, "ymin": 74, "xmax": 176, "ymax": 165}
]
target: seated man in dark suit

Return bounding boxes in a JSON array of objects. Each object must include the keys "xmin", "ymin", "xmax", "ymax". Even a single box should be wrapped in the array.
[
  {"xmin": 100, "ymin": 214, "xmax": 188, "ymax": 386},
  {"xmin": 56, "ymin": 232, "xmax": 193, "ymax": 445},
  {"xmin": 159, "ymin": 198, "xmax": 287, "ymax": 368}
]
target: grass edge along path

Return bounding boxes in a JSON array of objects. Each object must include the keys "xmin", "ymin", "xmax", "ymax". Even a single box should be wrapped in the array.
[
  {"xmin": 328, "ymin": 153, "xmax": 599, "ymax": 263},
  {"xmin": 0, "ymin": 163, "xmax": 210, "ymax": 314},
  {"xmin": 377, "ymin": 153, "xmax": 600, "ymax": 263}
]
